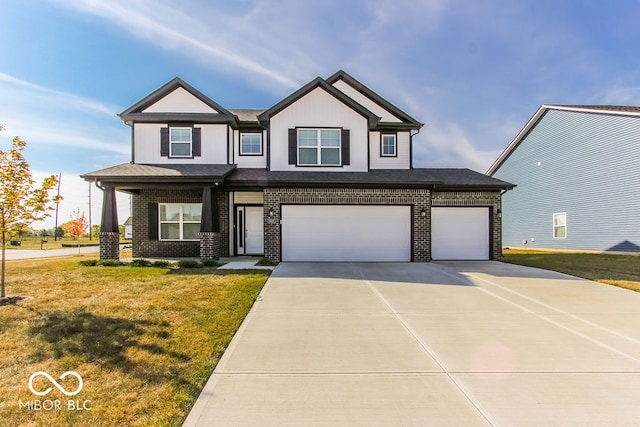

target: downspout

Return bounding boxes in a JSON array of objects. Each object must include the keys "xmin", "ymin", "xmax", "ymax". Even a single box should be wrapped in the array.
[{"xmin": 410, "ymin": 128, "xmax": 421, "ymax": 170}]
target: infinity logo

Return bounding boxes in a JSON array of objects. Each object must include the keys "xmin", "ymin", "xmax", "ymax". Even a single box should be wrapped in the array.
[{"xmin": 28, "ymin": 371, "xmax": 83, "ymax": 397}]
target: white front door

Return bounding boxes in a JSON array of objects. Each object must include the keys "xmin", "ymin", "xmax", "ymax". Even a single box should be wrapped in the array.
[{"xmin": 236, "ymin": 206, "xmax": 264, "ymax": 255}]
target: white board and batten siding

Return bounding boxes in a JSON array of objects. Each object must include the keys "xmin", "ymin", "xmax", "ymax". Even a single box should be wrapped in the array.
[
  {"xmin": 281, "ymin": 205, "xmax": 411, "ymax": 262},
  {"xmin": 233, "ymin": 129, "xmax": 267, "ymax": 168},
  {"xmin": 142, "ymin": 87, "xmax": 220, "ymax": 114},
  {"xmin": 269, "ymin": 87, "xmax": 369, "ymax": 172},
  {"xmin": 133, "ymin": 123, "xmax": 228, "ymax": 164},
  {"xmin": 431, "ymin": 207, "xmax": 490, "ymax": 260},
  {"xmin": 369, "ymin": 131, "xmax": 411, "ymax": 169}
]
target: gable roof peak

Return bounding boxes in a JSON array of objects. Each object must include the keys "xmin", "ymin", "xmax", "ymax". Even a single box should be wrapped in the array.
[{"xmin": 118, "ymin": 76, "xmax": 235, "ymax": 122}]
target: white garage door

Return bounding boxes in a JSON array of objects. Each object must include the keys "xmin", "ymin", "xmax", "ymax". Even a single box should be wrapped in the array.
[
  {"xmin": 281, "ymin": 205, "xmax": 411, "ymax": 262},
  {"xmin": 431, "ymin": 207, "xmax": 489, "ymax": 260}
]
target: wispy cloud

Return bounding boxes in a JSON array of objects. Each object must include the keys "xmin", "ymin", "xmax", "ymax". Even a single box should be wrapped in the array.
[
  {"xmin": 54, "ymin": 0, "xmax": 307, "ymax": 90},
  {"xmin": 0, "ymin": 72, "xmax": 130, "ymax": 166}
]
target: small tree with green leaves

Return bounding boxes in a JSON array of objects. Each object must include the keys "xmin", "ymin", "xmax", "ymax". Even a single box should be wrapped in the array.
[{"xmin": 0, "ymin": 125, "xmax": 60, "ymax": 297}]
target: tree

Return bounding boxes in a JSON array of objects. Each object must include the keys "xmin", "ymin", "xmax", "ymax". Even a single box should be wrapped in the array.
[
  {"xmin": 0, "ymin": 126, "xmax": 60, "ymax": 298},
  {"xmin": 63, "ymin": 209, "xmax": 88, "ymax": 254}
]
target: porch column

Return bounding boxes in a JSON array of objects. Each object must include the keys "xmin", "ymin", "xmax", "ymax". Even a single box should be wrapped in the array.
[
  {"xmin": 99, "ymin": 186, "xmax": 120, "ymax": 260},
  {"xmin": 200, "ymin": 187, "xmax": 221, "ymax": 259}
]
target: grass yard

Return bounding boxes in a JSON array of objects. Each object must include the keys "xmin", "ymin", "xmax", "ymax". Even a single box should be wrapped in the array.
[
  {"xmin": 0, "ymin": 256, "xmax": 269, "ymax": 426},
  {"xmin": 502, "ymin": 248, "xmax": 640, "ymax": 292}
]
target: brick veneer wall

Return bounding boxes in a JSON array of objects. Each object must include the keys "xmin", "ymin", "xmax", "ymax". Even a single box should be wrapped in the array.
[
  {"xmin": 431, "ymin": 191, "xmax": 503, "ymax": 260},
  {"xmin": 131, "ymin": 189, "xmax": 229, "ymax": 258},
  {"xmin": 99, "ymin": 232, "xmax": 120, "ymax": 260},
  {"xmin": 263, "ymin": 187, "xmax": 432, "ymax": 262}
]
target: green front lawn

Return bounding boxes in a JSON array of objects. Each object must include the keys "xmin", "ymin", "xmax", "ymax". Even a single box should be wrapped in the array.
[
  {"xmin": 502, "ymin": 248, "xmax": 640, "ymax": 292},
  {"xmin": 0, "ymin": 256, "xmax": 269, "ymax": 426}
]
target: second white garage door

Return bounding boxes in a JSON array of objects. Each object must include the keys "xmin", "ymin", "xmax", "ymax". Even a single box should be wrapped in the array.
[
  {"xmin": 431, "ymin": 207, "xmax": 490, "ymax": 260},
  {"xmin": 281, "ymin": 205, "xmax": 411, "ymax": 262}
]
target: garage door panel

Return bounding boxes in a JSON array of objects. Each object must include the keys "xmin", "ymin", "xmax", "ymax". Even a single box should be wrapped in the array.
[
  {"xmin": 282, "ymin": 205, "xmax": 411, "ymax": 262},
  {"xmin": 431, "ymin": 207, "xmax": 489, "ymax": 260}
]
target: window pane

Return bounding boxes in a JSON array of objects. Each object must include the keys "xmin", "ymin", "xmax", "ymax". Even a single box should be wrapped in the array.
[
  {"xmin": 161, "ymin": 223, "xmax": 180, "ymax": 240},
  {"xmin": 382, "ymin": 135, "xmax": 396, "ymax": 155},
  {"xmin": 183, "ymin": 223, "xmax": 200, "ymax": 240},
  {"xmin": 241, "ymin": 134, "xmax": 261, "ymax": 154},
  {"xmin": 170, "ymin": 128, "xmax": 191, "ymax": 141},
  {"xmin": 320, "ymin": 130, "xmax": 340, "ymax": 147},
  {"xmin": 171, "ymin": 142, "xmax": 191, "ymax": 156},
  {"xmin": 321, "ymin": 147, "xmax": 340, "ymax": 165},
  {"xmin": 160, "ymin": 205, "xmax": 181, "ymax": 221},
  {"xmin": 554, "ymin": 226, "xmax": 566, "ymax": 238},
  {"xmin": 183, "ymin": 204, "xmax": 202, "ymax": 222},
  {"xmin": 298, "ymin": 147, "xmax": 317, "ymax": 164},
  {"xmin": 298, "ymin": 130, "xmax": 318, "ymax": 147},
  {"xmin": 554, "ymin": 214, "xmax": 566, "ymax": 226}
]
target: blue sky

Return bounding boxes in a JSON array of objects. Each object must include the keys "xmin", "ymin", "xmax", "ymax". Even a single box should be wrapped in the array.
[{"xmin": 2, "ymin": 0, "xmax": 640, "ymax": 228}]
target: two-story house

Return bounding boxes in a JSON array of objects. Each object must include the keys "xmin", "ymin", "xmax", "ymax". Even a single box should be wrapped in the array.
[{"xmin": 82, "ymin": 70, "xmax": 513, "ymax": 262}]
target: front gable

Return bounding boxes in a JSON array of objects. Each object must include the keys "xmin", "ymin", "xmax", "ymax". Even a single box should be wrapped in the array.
[{"xmin": 142, "ymin": 87, "xmax": 222, "ymax": 114}]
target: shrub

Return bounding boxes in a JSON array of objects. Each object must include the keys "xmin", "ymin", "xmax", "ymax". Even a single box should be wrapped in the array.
[
  {"xmin": 256, "ymin": 257, "xmax": 278, "ymax": 266},
  {"xmin": 151, "ymin": 260, "xmax": 173, "ymax": 268},
  {"xmin": 201, "ymin": 259, "xmax": 221, "ymax": 268},
  {"xmin": 97, "ymin": 259, "xmax": 123, "ymax": 267},
  {"xmin": 79, "ymin": 259, "xmax": 98, "ymax": 267},
  {"xmin": 177, "ymin": 259, "xmax": 202, "ymax": 269},
  {"xmin": 129, "ymin": 259, "xmax": 152, "ymax": 267}
]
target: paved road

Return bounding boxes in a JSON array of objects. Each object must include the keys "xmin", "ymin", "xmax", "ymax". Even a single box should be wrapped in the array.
[
  {"xmin": 184, "ymin": 261, "xmax": 640, "ymax": 426},
  {"xmin": 3, "ymin": 245, "xmax": 101, "ymax": 260}
]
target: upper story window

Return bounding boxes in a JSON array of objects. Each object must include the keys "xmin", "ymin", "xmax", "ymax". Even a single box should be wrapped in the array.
[
  {"xmin": 381, "ymin": 133, "xmax": 397, "ymax": 157},
  {"xmin": 553, "ymin": 212, "xmax": 567, "ymax": 239},
  {"xmin": 170, "ymin": 127, "xmax": 192, "ymax": 157},
  {"xmin": 240, "ymin": 133, "xmax": 262, "ymax": 155},
  {"xmin": 298, "ymin": 128, "xmax": 341, "ymax": 166},
  {"xmin": 159, "ymin": 203, "xmax": 201, "ymax": 241}
]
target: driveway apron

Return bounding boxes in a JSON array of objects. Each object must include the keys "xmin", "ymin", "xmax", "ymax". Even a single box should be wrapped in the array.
[{"xmin": 183, "ymin": 261, "xmax": 640, "ymax": 426}]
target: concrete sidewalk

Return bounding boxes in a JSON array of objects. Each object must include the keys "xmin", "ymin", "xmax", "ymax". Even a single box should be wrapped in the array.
[{"xmin": 183, "ymin": 262, "xmax": 640, "ymax": 426}]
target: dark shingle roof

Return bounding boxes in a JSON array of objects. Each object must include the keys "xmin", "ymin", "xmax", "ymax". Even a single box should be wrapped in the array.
[
  {"xmin": 229, "ymin": 109, "xmax": 265, "ymax": 122},
  {"xmin": 81, "ymin": 163, "xmax": 236, "ymax": 182}
]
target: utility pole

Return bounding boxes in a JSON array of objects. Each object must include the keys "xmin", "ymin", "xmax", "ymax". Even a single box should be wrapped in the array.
[
  {"xmin": 88, "ymin": 182, "xmax": 92, "ymax": 240},
  {"xmin": 54, "ymin": 173, "xmax": 61, "ymax": 241}
]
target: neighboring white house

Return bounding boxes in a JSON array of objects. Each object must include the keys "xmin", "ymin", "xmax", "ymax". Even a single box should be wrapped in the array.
[
  {"xmin": 123, "ymin": 217, "xmax": 133, "ymax": 240},
  {"xmin": 83, "ymin": 70, "xmax": 513, "ymax": 261}
]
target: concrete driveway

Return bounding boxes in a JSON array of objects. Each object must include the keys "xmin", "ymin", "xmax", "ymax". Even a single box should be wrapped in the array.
[{"xmin": 183, "ymin": 261, "xmax": 640, "ymax": 426}]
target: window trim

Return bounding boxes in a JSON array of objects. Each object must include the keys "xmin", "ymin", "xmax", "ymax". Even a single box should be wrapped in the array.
[
  {"xmin": 239, "ymin": 132, "xmax": 263, "ymax": 156},
  {"xmin": 297, "ymin": 128, "xmax": 342, "ymax": 166},
  {"xmin": 159, "ymin": 203, "xmax": 202, "ymax": 241},
  {"xmin": 169, "ymin": 127, "xmax": 193, "ymax": 158},
  {"xmin": 553, "ymin": 212, "xmax": 567, "ymax": 239},
  {"xmin": 381, "ymin": 133, "xmax": 397, "ymax": 157}
]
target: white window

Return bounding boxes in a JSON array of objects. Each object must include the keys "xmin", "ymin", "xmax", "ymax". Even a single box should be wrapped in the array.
[
  {"xmin": 381, "ymin": 134, "xmax": 396, "ymax": 156},
  {"xmin": 160, "ymin": 203, "xmax": 202, "ymax": 240},
  {"xmin": 298, "ymin": 129, "xmax": 341, "ymax": 166},
  {"xmin": 240, "ymin": 133, "xmax": 262, "ymax": 155},
  {"xmin": 553, "ymin": 212, "xmax": 567, "ymax": 239},
  {"xmin": 170, "ymin": 127, "xmax": 192, "ymax": 157}
]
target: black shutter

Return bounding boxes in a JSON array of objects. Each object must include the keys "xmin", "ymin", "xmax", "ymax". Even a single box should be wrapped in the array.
[
  {"xmin": 288, "ymin": 128, "xmax": 297, "ymax": 165},
  {"xmin": 148, "ymin": 203, "xmax": 159, "ymax": 240},
  {"xmin": 192, "ymin": 127, "xmax": 201, "ymax": 157},
  {"xmin": 341, "ymin": 129, "xmax": 350, "ymax": 165},
  {"xmin": 160, "ymin": 128, "xmax": 169, "ymax": 157}
]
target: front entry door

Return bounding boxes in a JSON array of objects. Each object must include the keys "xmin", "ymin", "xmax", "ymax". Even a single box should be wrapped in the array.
[{"xmin": 236, "ymin": 206, "xmax": 264, "ymax": 255}]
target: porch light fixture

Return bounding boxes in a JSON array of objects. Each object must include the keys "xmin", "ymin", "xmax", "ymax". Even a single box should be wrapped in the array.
[
  {"xmin": 269, "ymin": 208, "xmax": 275, "ymax": 217},
  {"xmin": 420, "ymin": 208, "xmax": 426, "ymax": 217}
]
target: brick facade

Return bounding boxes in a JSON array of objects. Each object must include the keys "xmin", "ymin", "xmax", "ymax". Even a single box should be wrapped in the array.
[
  {"xmin": 131, "ymin": 188, "xmax": 229, "ymax": 259},
  {"xmin": 200, "ymin": 232, "xmax": 221, "ymax": 259},
  {"xmin": 99, "ymin": 231, "xmax": 120, "ymax": 260}
]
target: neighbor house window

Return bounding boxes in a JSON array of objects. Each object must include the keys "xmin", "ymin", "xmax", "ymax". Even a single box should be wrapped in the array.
[
  {"xmin": 160, "ymin": 203, "xmax": 201, "ymax": 240},
  {"xmin": 298, "ymin": 129, "xmax": 341, "ymax": 165},
  {"xmin": 240, "ymin": 133, "xmax": 262, "ymax": 155},
  {"xmin": 381, "ymin": 134, "xmax": 397, "ymax": 156},
  {"xmin": 553, "ymin": 212, "xmax": 567, "ymax": 239},
  {"xmin": 170, "ymin": 127, "xmax": 192, "ymax": 157}
]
